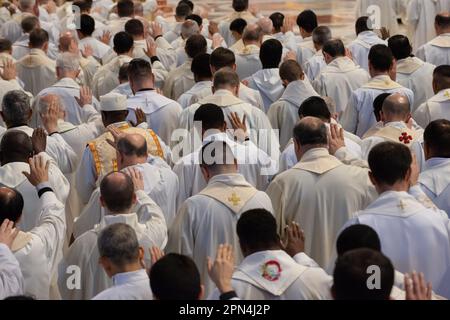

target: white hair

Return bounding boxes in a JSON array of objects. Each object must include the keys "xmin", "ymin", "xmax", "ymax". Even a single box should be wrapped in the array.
[
  {"xmin": 56, "ymin": 52, "xmax": 80, "ymax": 72},
  {"xmin": 181, "ymin": 19, "xmax": 199, "ymax": 39}
]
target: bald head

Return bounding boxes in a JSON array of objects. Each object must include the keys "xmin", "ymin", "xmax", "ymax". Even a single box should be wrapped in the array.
[
  {"xmin": 257, "ymin": 17, "xmax": 273, "ymax": 35},
  {"xmin": 0, "ymin": 130, "xmax": 33, "ymax": 165},
  {"xmin": 242, "ymin": 24, "xmax": 262, "ymax": 45},
  {"xmin": 293, "ymin": 116, "xmax": 328, "ymax": 148},
  {"xmin": 381, "ymin": 93, "xmax": 410, "ymax": 122},
  {"xmin": 100, "ymin": 171, "xmax": 135, "ymax": 214},
  {"xmin": 435, "ymin": 12, "xmax": 450, "ymax": 34},
  {"xmin": 117, "ymin": 134, "xmax": 147, "ymax": 158},
  {"xmin": 0, "ymin": 187, "xmax": 24, "ymax": 225},
  {"xmin": 58, "ymin": 32, "xmax": 78, "ymax": 53}
]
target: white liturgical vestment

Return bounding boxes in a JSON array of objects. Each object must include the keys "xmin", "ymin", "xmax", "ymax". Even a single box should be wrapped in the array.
[
  {"xmin": 177, "ymin": 80, "xmax": 212, "ymax": 109},
  {"xmin": 355, "ymin": 0, "xmax": 398, "ymax": 35},
  {"xmin": 0, "ymin": 244, "xmax": 24, "ymax": 299},
  {"xmin": 416, "ymin": 33, "xmax": 450, "ymax": 67},
  {"xmin": 413, "ymin": 89, "xmax": 450, "ymax": 128},
  {"xmin": 235, "ymin": 45, "xmax": 262, "ymax": 80},
  {"xmin": 348, "ymin": 31, "xmax": 386, "ymax": 72},
  {"xmin": 92, "ymin": 55, "xmax": 132, "ymax": 98},
  {"xmin": 419, "ymin": 158, "xmax": 450, "ymax": 217},
  {"xmin": 244, "ymin": 68, "xmax": 284, "ymax": 112},
  {"xmin": 162, "ymin": 59, "xmax": 195, "ymax": 101},
  {"xmin": 295, "ymin": 37, "xmax": 315, "ymax": 68},
  {"xmin": 304, "ymin": 51, "xmax": 326, "ymax": 81}
]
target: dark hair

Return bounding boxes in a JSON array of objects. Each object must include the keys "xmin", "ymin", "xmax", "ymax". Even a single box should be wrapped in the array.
[
  {"xmin": 323, "ymin": 39, "xmax": 346, "ymax": 58},
  {"xmin": 175, "ymin": 2, "xmax": 191, "ymax": 18},
  {"xmin": 368, "ymin": 142, "xmax": 412, "ymax": 186},
  {"xmin": 100, "ymin": 172, "xmax": 135, "ymax": 213},
  {"xmin": 0, "ymin": 187, "xmax": 24, "ymax": 225},
  {"xmin": 0, "ymin": 130, "xmax": 33, "ymax": 164},
  {"xmin": 127, "ymin": 58, "xmax": 152, "ymax": 81},
  {"xmin": 0, "ymin": 39, "xmax": 11, "ymax": 52},
  {"xmin": 279, "ymin": 60, "xmax": 303, "ymax": 82},
  {"xmin": 333, "ymin": 248, "xmax": 394, "ymax": 300},
  {"xmin": 210, "ymin": 47, "xmax": 235, "ymax": 69},
  {"xmin": 293, "ymin": 118, "xmax": 328, "ymax": 146},
  {"xmin": 435, "ymin": 13, "xmax": 450, "ymax": 29},
  {"xmin": 368, "ymin": 44, "xmax": 394, "ymax": 72},
  {"xmin": 373, "ymin": 93, "xmax": 391, "ymax": 122},
  {"xmin": 269, "ymin": 12, "xmax": 284, "ymax": 33},
  {"xmin": 124, "ymin": 18, "xmax": 144, "ymax": 37},
  {"xmin": 29, "ymin": 28, "xmax": 49, "ymax": 48},
  {"xmin": 117, "ymin": 0, "xmax": 134, "ymax": 17},
  {"xmin": 298, "ymin": 96, "xmax": 331, "ymax": 121},
  {"xmin": 229, "ymin": 18, "xmax": 247, "ymax": 35},
  {"xmin": 336, "ymin": 225, "xmax": 381, "ymax": 256},
  {"xmin": 213, "ymin": 67, "xmax": 239, "ymax": 88},
  {"xmin": 388, "ymin": 35, "xmax": 412, "ymax": 60},
  {"xmin": 433, "ymin": 64, "xmax": 450, "ymax": 91},
  {"xmin": 191, "ymin": 53, "xmax": 212, "ymax": 79},
  {"xmin": 150, "ymin": 253, "xmax": 201, "ymax": 300},
  {"xmin": 296, "ymin": 10, "xmax": 318, "ymax": 33},
  {"xmin": 185, "ymin": 34, "xmax": 207, "ymax": 59},
  {"xmin": 355, "ymin": 16, "xmax": 371, "ymax": 35},
  {"xmin": 113, "ymin": 31, "xmax": 134, "ymax": 54},
  {"xmin": 260, "ymin": 39, "xmax": 282, "ymax": 69},
  {"xmin": 312, "ymin": 26, "xmax": 332, "ymax": 47},
  {"xmin": 118, "ymin": 62, "xmax": 129, "ymax": 82},
  {"xmin": 186, "ymin": 14, "xmax": 202, "ymax": 27},
  {"xmin": 178, "ymin": 0, "xmax": 194, "ymax": 11},
  {"xmin": 72, "ymin": 0, "xmax": 92, "ymax": 13},
  {"xmin": 199, "ymin": 140, "xmax": 235, "ymax": 169},
  {"xmin": 78, "ymin": 14, "xmax": 95, "ymax": 36},
  {"xmin": 424, "ymin": 119, "xmax": 450, "ymax": 158},
  {"xmin": 237, "ymin": 209, "xmax": 279, "ymax": 251},
  {"xmin": 21, "ymin": 15, "xmax": 39, "ymax": 34},
  {"xmin": 193, "ymin": 103, "xmax": 224, "ymax": 131},
  {"xmin": 117, "ymin": 136, "xmax": 147, "ymax": 157},
  {"xmin": 232, "ymin": 0, "xmax": 248, "ymax": 12}
]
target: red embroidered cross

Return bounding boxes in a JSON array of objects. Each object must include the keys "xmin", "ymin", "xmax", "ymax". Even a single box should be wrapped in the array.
[{"xmin": 399, "ymin": 132, "xmax": 413, "ymax": 144}]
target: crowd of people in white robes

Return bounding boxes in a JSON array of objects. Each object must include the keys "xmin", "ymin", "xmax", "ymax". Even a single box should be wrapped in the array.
[{"xmin": 0, "ymin": 0, "xmax": 450, "ymax": 301}]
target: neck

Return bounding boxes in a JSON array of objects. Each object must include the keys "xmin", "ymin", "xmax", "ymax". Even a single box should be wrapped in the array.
[
  {"xmin": 195, "ymin": 77, "xmax": 212, "ymax": 83},
  {"xmin": 371, "ymin": 70, "xmax": 389, "ymax": 78},
  {"xmin": 133, "ymin": 81, "xmax": 154, "ymax": 92},
  {"xmin": 376, "ymin": 181, "xmax": 409, "ymax": 194},
  {"xmin": 134, "ymin": 35, "xmax": 145, "ymax": 41},
  {"xmin": 113, "ymin": 263, "xmax": 143, "ymax": 276},
  {"xmin": 244, "ymin": 244, "xmax": 281, "ymax": 257},
  {"xmin": 438, "ymin": 29, "xmax": 450, "ymax": 35},
  {"xmin": 243, "ymin": 41, "xmax": 259, "ymax": 47},
  {"xmin": 1, "ymin": 157, "xmax": 29, "ymax": 165},
  {"xmin": 383, "ymin": 117, "xmax": 405, "ymax": 124},
  {"xmin": 103, "ymin": 118, "xmax": 126, "ymax": 127},
  {"xmin": 119, "ymin": 157, "xmax": 146, "ymax": 170}
]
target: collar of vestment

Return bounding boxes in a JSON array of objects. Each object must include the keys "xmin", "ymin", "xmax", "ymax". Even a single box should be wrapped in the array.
[
  {"xmin": 199, "ymin": 173, "xmax": 257, "ymax": 215},
  {"xmin": 396, "ymin": 57, "xmax": 424, "ymax": 74},
  {"xmin": 430, "ymin": 88, "xmax": 450, "ymax": 103},
  {"xmin": 0, "ymin": 161, "xmax": 30, "ymax": 187},
  {"xmin": 53, "ymin": 77, "xmax": 80, "ymax": 89},
  {"xmin": 198, "ymin": 89, "xmax": 243, "ymax": 107},
  {"xmin": 95, "ymin": 212, "xmax": 144, "ymax": 234},
  {"xmin": 280, "ymin": 79, "xmax": 318, "ymax": 107},
  {"xmin": 133, "ymin": 39, "xmax": 146, "ymax": 49},
  {"xmin": 429, "ymin": 33, "xmax": 450, "ymax": 48},
  {"xmin": 419, "ymin": 158, "xmax": 450, "ymax": 195},
  {"xmin": 238, "ymin": 44, "xmax": 260, "ymax": 55},
  {"xmin": 368, "ymin": 121, "xmax": 420, "ymax": 145},
  {"xmin": 233, "ymin": 250, "xmax": 309, "ymax": 296},
  {"xmin": 327, "ymin": 56, "xmax": 361, "ymax": 73},
  {"xmin": 57, "ymin": 119, "xmax": 77, "ymax": 133},
  {"xmin": 10, "ymin": 230, "xmax": 33, "ymax": 252},
  {"xmin": 227, "ymin": 10, "xmax": 256, "ymax": 22},
  {"xmin": 105, "ymin": 55, "xmax": 132, "ymax": 73},
  {"xmin": 189, "ymin": 80, "xmax": 212, "ymax": 92},
  {"xmin": 292, "ymin": 148, "xmax": 343, "ymax": 174},
  {"xmin": 128, "ymin": 89, "xmax": 174, "ymax": 114},
  {"xmin": 362, "ymin": 75, "xmax": 403, "ymax": 90},
  {"xmin": 112, "ymin": 269, "xmax": 148, "ymax": 287},
  {"xmin": 355, "ymin": 31, "xmax": 384, "ymax": 48},
  {"xmin": 360, "ymin": 190, "xmax": 425, "ymax": 218}
]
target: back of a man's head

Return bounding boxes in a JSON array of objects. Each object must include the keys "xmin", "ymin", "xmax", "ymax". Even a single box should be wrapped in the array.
[
  {"xmin": 150, "ymin": 253, "xmax": 202, "ymax": 300},
  {"xmin": 210, "ymin": 47, "xmax": 235, "ymax": 70},
  {"xmin": 388, "ymin": 35, "xmax": 412, "ymax": 61},
  {"xmin": 185, "ymin": 34, "xmax": 207, "ymax": 59},
  {"xmin": 56, "ymin": 52, "xmax": 80, "ymax": 74},
  {"xmin": 336, "ymin": 225, "xmax": 382, "ymax": 257},
  {"xmin": 78, "ymin": 14, "xmax": 95, "ymax": 37},
  {"xmin": 175, "ymin": 2, "xmax": 191, "ymax": 19},
  {"xmin": 279, "ymin": 60, "xmax": 303, "ymax": 83},
  {"xmin": 257, "ymin": 17, "xmax": 273, "ymax": 35},
  {"xmin": 118, "ymin": 62, "xmax": 129, "ymax": 83},
  {"xmin": 355, "ymin": 16, "xmax": 371, "ymax": 35},
  {"xmin": 117, "ymin": 134, "xmax": 147, "ymax": 158},
  {"xmin": 186, "ymin": 14, "xmax": 202, "ymax": 28},
  {"xmin": 191, "ymin": 53, "xmax": 212, "ymax": 80},
  {"xmin": 100, "ymin": 171, "xmax": 135, "ymax": 214},
  {"xmin": 1, "ymin": 90, "xmax": 31, "ymax": 126},
  {"xmin": 193, "ymin": 103, "xmax": 225, "ymax": 131},
  {"xmin": 0, "ymin": 130, "xmax": 33, "ymax": 165},
  {"xmin": 98, "ymin": 223, "xmax": 140, "ymax": 269},
  {"xmin": 237, "ymin": 209, "xmax": 279, "ymax": 255},
  {"xmin": 125, "ymin": 18, "xmax": 144, "ymax": 38},
  {"xmin": 435, "ymin": 12, "xmax": 450, "ymax": 33},
  {"xmin": 29, "ymin": 28, "xmax": 49, "ymax": 49},
  {"xmin": 113, "ymin": 31, "xmax": 134, "ymax": 55},
  {"xmin": 424, "ymin": 119, "xmax": 450, "ymax": 159},
  {"xmin": 230, "ymin": 18, "xmax": 247, "ymax": 35},
  {"xmin": 127, "ymin": 58, "xmax": 152, "ymax": 83},
  {"xmin": 117, "ymin": 0, "xmax": 134, "ymax": 17},
  {"xmin": 368, "ymin": 44, "xmax": 394, "ymax": 72},
  {"xmin": 181, "ymin": 19, "xmax": 200, "ymax": 40},
  {"xmin": 333, "ymin": 248, "xmax": 394, "ymax": 300},
  {"xmin": 293, "ymin": 116, "xmax": 328, "ymax": 148},
  {"xmin": 0, "ymin": 39, "xmax": 11, "ymax": 53},
  {"xmin": 213, "ymin": 67, "xmax": 240, "ymax": 90},
  {"xmin": 296, "ymin": 10, "xmax": 317, "ymax": 33},
  {"xmin": 21, "ymin": 15, "xmax": 39, "ymax": 34},
  {"xmin": 381, "ymin": 93, "xmax": 410, "ymax": 121},
  {"xmin": 323, "ymin": 39, "xmax": 346, "ymax": 58},
  {"xmin": 260, "ymin": 39, "xmax": 282, "ymax": 69},
  {"xmin": 312, "ymin": 26, "xmax": 332, "ymax": 48},
  {"xmin": 0, "ymin": 186, "xmax": 24, "ymax": 225},
  {"xmin": 232, "ymin": 0, "xmax": 248, "ymax": 12},
  {"xmin": 73, "ymin": 0, "xmax": 92, "ymax": 13},
  {"xmin": 368, "ymin": 142, "xmax": 412, "ymax": 186},
  {"xmin": 269, "ymin": 12, "xmax": 284, "ymax": 33},
  {"xmin": 19, "ymin": 0, "xmax": 35, "ymax": 11},
  {"xmin": 298, "ymin": 96, "xmax": 331, "ymax": 122},
  {"xmin": 373, "ymin": 92, "xmax": 391, "ymax": 122},
  {"xmin": 433, "ymin": 65, "xmax": 450, "ymax": 93},
  {"xmin": 200, "ymin": 140, "xmax": 236, "ymax": 175},
  {"xmin": 242, "ymin": 24, "xmax": 262, "ymax": 44}
]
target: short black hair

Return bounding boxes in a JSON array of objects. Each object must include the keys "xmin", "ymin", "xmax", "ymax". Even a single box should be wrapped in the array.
[
  {"xmin": 72, "ymin": 0, "xmax": 92, "ymax": 13},
  {"xmin": 232, "ymin": 0, "xmax": 248, "ymax": 12},
  {"xmin": 269, "ymin": 12, "xmax": 284, "ymax": 33},
  {"xmin": 127, "ymin": 58, "xmax": 152, "ymax": 81},
  {"xmin": 178, "ymin": 0, "xmax": 194, "ymax": 11},
  {"xmin": 293, "ymin": 117, "xmax": 328, "ymax": 146},
  {"xmin": 0, "ymin": 39, "xmax": 11, "ymax": 52},
  {"xmin": 296, "ymin": 10, "xmax": 318, "ymax": 33},
  {"xmin": 193, "ymin": 103, "xmax": 224, "ymax": 131},
  {"xmin": 191, "ymin": 53, "xmax": 212, "ymax": 79},
  {"xmin": 117, "ymin": 0, "xmax": 134, "ymax": 17},
  {"xmin": 199, "ymin": 140, "xmax": 235, "ymax": 169},
  {"xmin": 113, "ymin": 31, "xmax": 134, "ymax": 54},
  {"xmin": 150, "ymin": 253, "xmax": 201, "ymax": 300},
  {"xmin": 433, "ymin": 65, "xmax": 450, "ymax": 91},
  {"xmin": 298, "ymin": 96, "xmax": 331, "ymax": 121},
  {"xmin": 373, "ymin": 93, "xmax": 391, "ymax": 122},
  {"xmin": 0, "ymin": 187, "xmax": 24, "ymax": 225},
  {"xmin": 237, "ymin": 209, "xmax": 279, "ymax": 251},
  {"xmin": 186, "ymin": 14, "xmax": 202, "ymax": 27},
  {"xmin": 175, "ymin": 2, "xmax": 191, "ymax": 18},
  {"xmin": 185, "ymin": 34, "xmax": 207, "ymax": 59},
  {"xmin": 435, "ymin": 13, "xmax": 450, "ymax": 29},
  {"xmin": 260, "ymin": 39, "xmax": 282, "ymax": 69},
  {"xmin": 336, "ymin": 225, "xmax": 381, "ymax": 256},
  {"xmin": 0, "ymin": 130, "xmax": 33, "ymax": 163},
  {"xmin": 118, "ymin": 62, "xmax": 129, "ymax": 82},
  {"xmin": 229, "ymin": 18, "xmax": 247, "ymax": 35},
  {"xmin": 368, "ymin": 142, "xmax": 412, "ymax": 186},
  {"xmin": 424, "ymin": 119, "xmax": 450, "ymax": 158},
  {"xmin": 21, "ymin": 15, "xmax": 39, "ymax": 34},
  {"xmin": 323, "ymin": 39, "xmax": 346, "ymax": 58},
  {"xmin": 333, "ymin": 248, "xmax": 394, "ymax": 300},
  {"xmin": 100, "ymin": 171, "xmax": 135, "ymax": 213},
  {"xmin": 355, "ymin": 16, "xmax": 371, "ymax": 35},
  {"xmin": 368, "ymin": 44, "xmax": 394, "ymax": 72},
  {"xmin": 210, "ymin": 47, "xmax": 235, "ymax": 69},
  {"xmin": 124, "ymin": 18, "xmax": 144, "ymax": 37},
  {"xmin": 29, "ymin": 28, "xmax": 49, "ymax": 48},
  {"xmin": 78, "ymin": 14, "xmax": 95, "ymax": 36},
  {"xmin": 388, "ymin": 35, "xmax": 412, "ymax": 60}
]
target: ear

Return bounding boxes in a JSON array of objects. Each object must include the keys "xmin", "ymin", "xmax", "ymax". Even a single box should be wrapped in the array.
[
  {"xmin": 222, "ymin": 121, "xmax": 227, "ymax": 131},
  {"xmin": 232, "ymin": 63, "xmax": 237, "ymax": 71},
  {"xmin": 198, "ymin": 285, "xmax": 205, "ymax": 300},
  {"xmin": 100, "ymin": 195, "xmax": 106, "ymax": 208},
  {"xmin": 405, "ymin": 166, "xmax": 412, "ymax": 183},
  {"xmin": 211, "ymin": 85, "xmax": 216, "ymax": 94},
  {"xmin": 200, "ymin": 165, "xmax": 209, "ymax": 181},
  {"xmin": 131, "ymin": 192, "xmax": 137, "ymax": 205},
  {"xmin": 75, "ymin": 69, "xmax": 81, "ymax": 78},
  {"xmin": 0, "ymin": 111, "xmax": 4, "ymax": 122},
  {"xmin": 368, "ymin": 171, "xmax": 377, "ymax": 187},
  {"xmin": 138, "ymin": 246, "xmax": 145, "ymax": 261},
  {"xmin": 281, "ymin": 79, "xmax": 289, "ymax": 87}
]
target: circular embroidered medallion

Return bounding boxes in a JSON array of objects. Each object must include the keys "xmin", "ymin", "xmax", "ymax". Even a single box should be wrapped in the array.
[{"xmin": 261, "ymin": 260, "xmax": 282, "ymax": 281}]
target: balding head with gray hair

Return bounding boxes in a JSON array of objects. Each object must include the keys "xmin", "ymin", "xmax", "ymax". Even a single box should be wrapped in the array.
[
  {"xmin": 257, "ymin": 17, "xmax": 273, "ymax": 35},
  {"xmin": 312, "ymin": 26, "xmax": 332, "ymax": 50},
  {"xmin": 55, "ymin": 52, "xmax": 80, "ymax": 80},
  {"xmin": 242, "ymin": 24, "xmax": 263, "ymax": 45},
  {"xmin": 181, "ymin": 19, "xmax": 199, "ymax": 39},
  {"xmin": 1, "ymin": 90, "xmax": 32, "ymax": 127},
  {"xmin": 212, "ymin": 67, "xmax": 240, "ymax": 92},
  {"xmin": 381, "ymin": 93, "xmax": 411, "ymax": 122}
]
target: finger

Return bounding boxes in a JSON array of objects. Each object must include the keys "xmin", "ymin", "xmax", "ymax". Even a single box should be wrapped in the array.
[
  {"xmin": 242, "ymin": 114, "xmax": 246, "ymax": 126},
  {"xmin": 426, "ymin": 283, "xmax": 432, "ymax": 300},
  {"xmin": 418, "ymin": 272, "xmax": 427, "ymax": 295},
  {"xmin": 45, "ymin": 160, "xmax": 50, "ymax": 172},
  {"xmin": 11, "ymin": 226, "xmax": 19, "ymax": 240},
  {"xmin": 22, "ymin": 171, "xmax": 31, "ymax": 181},
  {"xmin": 207, "ymin": 257, "xmax": 212, "ymax": 273},
  {"xmin": 0, "ymin": 219, "xmax": 6, "ymax": 232},
  {"xmin": 339, "ymin": 127, "xmax": 344, "ymax": 140}
]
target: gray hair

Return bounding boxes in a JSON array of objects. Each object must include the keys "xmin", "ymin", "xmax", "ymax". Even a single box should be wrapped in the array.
[
  {"xmin": 97, "ymin": 223, "xmax": 140, "ymax": 268},
  {"xmin": 2, "ymin": 90, "xmax": 31, "ymax": 125},
  {"xmin": 257, "ymin": 17, "xmax": 273, "ymax": 34},
  {"xmin": 19, "ymin": 0, "xmax": 35, "ymax": 10},
  {"xmin": 56, "ymin": 52, "xmax": 80, "ymax": 72},
  {"xmin": 181, "ymin": 19, "xmax": 199, "ymax": 39},
  {"xmin": 312, "ymin": 26, "xmax": 332, "ymax": 47}
]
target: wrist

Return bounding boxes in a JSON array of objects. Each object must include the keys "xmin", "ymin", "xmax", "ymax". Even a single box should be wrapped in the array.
[{"xmin": 218, "ymin": 282, "xmax": 233, "ymax": 294}]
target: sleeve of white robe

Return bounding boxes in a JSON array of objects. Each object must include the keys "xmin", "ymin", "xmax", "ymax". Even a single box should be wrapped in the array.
[
  {"xmin": 266, "ymin": 179, "xmax": 288, "ymax": 236},
  {"xmin": 45, "ymin": 133, "xmax": 78, "ymax": 174},
  {"xmin": 0, "ymin": 243, "xmax": 24, "ymax": 299},
  {"xmin": 76, "ymin": 147, "xmax": 98, "ymax": 205},
  {"xmin": 152, "ymin": 59, "xmax": 168, "ymax": 88},
  {"xmin": 334, "ymin": 147, "xmax": 369, "ymax": 168},
  {"xmin": 340, "ymin": 93, "xmax": 359, "ymax": 134},
  {"xmin": 155, "ymin": 36, "xmax": 177, "ymax": 71},
  {"xmin": 80, "ymin": 103, "xmax": 101, "ymax": 124},
  {"xmin": 166, "ymin": 200, "xmax": 195, "ymax": 257},
  {"xmin": 412, "ymin": 102, "xmax": 430, "ymax": 128}
]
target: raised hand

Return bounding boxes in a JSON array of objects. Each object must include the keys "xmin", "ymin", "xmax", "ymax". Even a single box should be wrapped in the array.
[
  {"xmin": 22, "ymin": 155, "xmax": 50, "ymax": 186},
  {"xmin": 40, "ymin": 98, "xmax": 59, "ymax": 135},
  {"xmin": 1, "ymin": 59, "xmax": 16, "ymax": 81},
  {"xmin": 212, "ymin": 33, "xmax": 224, "ymax": 49},
  {"xmin": 409, "ymin": 154, "xmax": 420, "ymax": 187},
  {"xmin": 208, "ymin": 21, "xmax": 219, "ymax": 37},
  {"xmin": 144, "ymin": 38, "xmax": 157, "ymax": 58},
  {"xmin": 106, "ymin": 125, "xmax": 125, "ymax": 150},
  {"xmin": 130, "ymin": 108, "xmax": 147, "ymax": 127},
  {"xmin": 125, "ymin": 167, "xmax": 144, "ymax": 191},
  {"xmin": 328, "ymin": 123, "xmax": 345, "ymax": 155},
  {"xmin": 0, "ymin": 219, "xmax": 19, "ymax": 249},
  {"xmin": 283, "ymin": 221, "xmax": 305, "ymax": 257},
  {"xmin": 228, "ymin": 112, "xmax": 248, "ymax": 142},
  {"xmin": 74, "ymin": 86, "xmax": 93, "ymax": 108},
  {"xmin": 31, "ymin": 128, "xmax": 47, "ymax": 155},
  {"xmin": 81, "ymin": 44, "xmax": 94, "ymax": 58},
  {"xmin": 281, "ymin": 15, "xmax": 295, "ymax": 34},
  {"xmin": 207, "ymin": 244, "xmax": 235, "ymax": 294},
  {"xmin": 283, "ymin": 50, "xmax": 297, "ymax": 62},
  {"xmin": 150, "ymin": 246, "xmax": 165, "ymax": 265},
  {"xmin": 404, "ymin": 272, "xmax": 432, "ymax": 300},
  {"xmin": 100, "ymin": 31, "xmax": 111, "ymax": 45},
  {"xmin": 380, "ymin": 27, "xmax": 390, "ymax": 40},
  {"xmin": 150, "ymin": 22, "xmax": 163, "ymax": 39}
]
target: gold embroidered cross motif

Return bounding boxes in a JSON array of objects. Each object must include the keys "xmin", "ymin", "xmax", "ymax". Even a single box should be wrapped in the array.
[
  {"xmin": 444, "ymin": 91, "xmax": 450, "ymax": 99},
  {"xmin": 397, "ymin": 200, "xmax": 406, "ymax": 211},
  {"xmin": 228, "ymin": 192, "xmax": 241, "ymax": 206}
]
